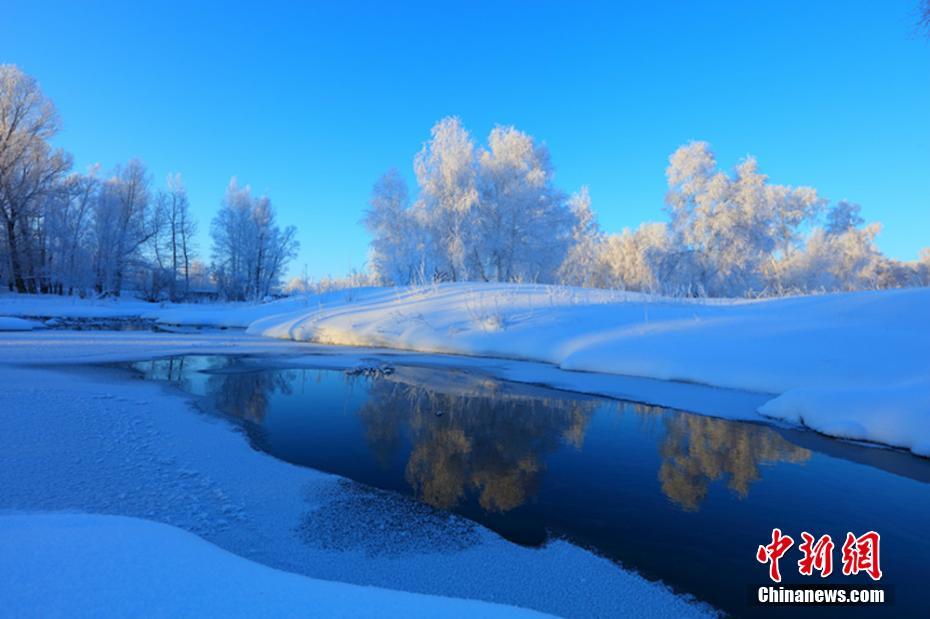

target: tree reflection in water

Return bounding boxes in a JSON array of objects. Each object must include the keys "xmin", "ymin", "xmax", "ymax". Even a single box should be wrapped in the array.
[
  {"xmin": 132, "ymin": 356, "xmax": 201, "ymax": 394},
  {"xmin": 356, "ymin": 376, "xmax": 597, "ymax": 513},
  {"xmin": 207, "ymin": 370, "xmax": 295, "ymax": 424},
  {"xmin": 658, "ymin": 413, "xmax": 811, "ymax": 511},
  {"xmin": 357, "ymin": 377, "xmax": 811, "ymax": 513},
  {"xmin": 133, "ymin": 358, "xmax": 813, "ymax": 515}
]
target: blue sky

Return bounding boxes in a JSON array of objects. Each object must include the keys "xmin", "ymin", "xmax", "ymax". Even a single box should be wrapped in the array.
[{"xmin": 3, "ymin": 0, "xmax": 928, "ymax": 278}]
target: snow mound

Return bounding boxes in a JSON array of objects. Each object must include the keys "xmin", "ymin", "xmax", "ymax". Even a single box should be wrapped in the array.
[
  {"xmin": 0, "ymin": 513, "xmax": 549, "ymax": 618},
  {"xmin": 758, "ymin": 379, "xmax": 930, "ymax": 457},
  {"xmin": 247, "ymin": 283, "xmax": 930, "ymax": 455}
]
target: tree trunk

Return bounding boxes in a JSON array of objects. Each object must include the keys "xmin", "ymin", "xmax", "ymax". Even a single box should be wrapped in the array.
[
  {"xmin": 5, "ymin": 219, "xmax": 27, "ymax": 293},
  {"xmin": 113, "ymin": 266, "xmax": 123, "ymax": 297},
  {"xmin": 182, "ymin": 233, "xmax": 190, "ymax": 294},
  {"xmin": 170, "ymin": 204, "xmax": 178, "ymax": 300}
]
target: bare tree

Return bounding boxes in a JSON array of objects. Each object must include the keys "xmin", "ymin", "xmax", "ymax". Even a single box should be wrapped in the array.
[{"xmin": 0, "ymin": 65, "xmax": 71, "ymax": 292}]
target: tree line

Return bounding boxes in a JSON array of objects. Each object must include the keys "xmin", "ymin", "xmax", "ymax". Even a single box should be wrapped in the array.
[
  {"xmin": 3, "ymin": 63, "xmax": 926, "ymax": 302},
  {"xmin": 0, "ymin": 65, "xmax": 297, "ymax": 300},
  {"xmin": 365, "ymin": 117, "xmax": 930, "ymax": 297}
]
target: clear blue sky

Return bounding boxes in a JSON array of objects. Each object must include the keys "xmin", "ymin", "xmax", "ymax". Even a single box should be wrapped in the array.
[{"xmin": 3, "ymin": 0, "xmax": 928, "ymax": 278}]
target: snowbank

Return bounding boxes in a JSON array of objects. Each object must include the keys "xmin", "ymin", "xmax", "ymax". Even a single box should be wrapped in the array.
[
  {"xmin": 0, "ymin": 293, "xmax": 178, "ymax": 320},
  {"xmin": 247, "ymin": 283, "xmax": 930, "ymax": 456},
  {"xmin": 0, "ymin": 289, "xmax": 368, "ymax": 328},
  {"xmin": 759, "ymin": 378, "xmax": 930, "ymax": 457},
  {"xmin": 0, "ymin": 316, "xmax": 44, "ymax": 331},
  {"xmin": 0, "ymin": 513, "xmax": 548, "ymax": 618}
]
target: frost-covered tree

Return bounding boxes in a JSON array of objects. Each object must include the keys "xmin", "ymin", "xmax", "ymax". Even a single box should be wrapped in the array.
[
  {"xmin": 777, "ymin": 224, "xmax": 883, "ymax": 292},
  {"xmin": 474, "ymin": 126, "xmax": 572, "ymax": 282},
  {"xmin": 597, "ymin": 223, "xmax": 676, "ymax": 293},
  {"xmin": 549, "ymin": 140, "xmax": 921, "ymax": 297},
  {"xmin": 664, "ymin": 142, "xmax": 821, "ymax": 296},
  {"xmin": 558, "ymin": 187, "xmax": 606, "ymax": 287},
  {"xmin": 772, "ymin": 198, "xmax": 891, "ymax": 292},
  {"xmin": 92, "ymin": 159, "xmax": 154, "ymax": 296},
  {"xmin": 151, "ymin": 174, "xmax": 197, "ymax": 299},
  {"xmin": 211, "ymin": 181, "xmax": 250, "ymax": 299},
  {"xmin": 42, "ymin": 168, "xmax": 98, "ymax": 294},
  {"xmin": 211, "ymin": 179, "xmax": 298, "ymax": 300},
  {"xmin": 824, "ymin": 200, "xmax": 865, "ymax": 235},
  {"xmin": 367, "ymin": 118, "xmax": 578, "ymax": 285},
  {"xmin": 0, "ymin": 65, "xmax": 72, "ymax": 292},
  {"xmin": 916, "ymin": 248, "xmax": 930, "ymax": 286},
  {"xmin": 363, "ymin": 169, "xmax": 424, "ymax": 285},
  {"xmin": 1, "ymin": 66, "xmax": 210, "ymax": 298},
  {"xmin": 413, "ymin": 117, "xmax": 479, "ymax": 281}
]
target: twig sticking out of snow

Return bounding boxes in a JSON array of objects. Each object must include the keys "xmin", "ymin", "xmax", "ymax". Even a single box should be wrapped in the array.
[{"xmin": 344, "ymin": 365, "xmax": 396, "ymax": 378}]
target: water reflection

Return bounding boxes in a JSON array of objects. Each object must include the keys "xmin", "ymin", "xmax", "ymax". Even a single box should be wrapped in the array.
[
  {"xmin": 207, "ymin": 371, "xmax": 293, "ymax": 424},
  {"xmin": 132, "ymin": 358, "xmax": 811, "ymax": 512},
  {"xmin": 129, "ymin": 356, "xmax": 930, "ymax": 618},
  {"xmin": 659, "ymin": 414, "xmax": 811, "ymax": 511},
  {"xmin": 355, "ymin": 377, "xmax": 597, "ymax": 512}
]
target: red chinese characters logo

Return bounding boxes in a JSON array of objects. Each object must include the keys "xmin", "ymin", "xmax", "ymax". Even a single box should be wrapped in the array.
[
  {"xmin": 798, "ymin": 532, "xmax": 834, "ymax": 577},
  {"xmin": 841, "ymin": 531, "xmax": 882, "ymax": 581},
  {"xmin": 756, "ymin": 528, "xmax": 794, "ymax": 582},
  {"xmin": 758, "ymin": 529, "xmax": 882, "ymax": 582}
]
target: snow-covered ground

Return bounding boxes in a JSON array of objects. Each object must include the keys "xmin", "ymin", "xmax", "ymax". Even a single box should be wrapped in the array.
[
  {"xmin": 0, "ymin": 333, "xmax": 715, "ymax": 618},
  {"xmin": 0, "ymin": 513, "xmax": 550, "ymax": 618},
  {"xmin": 0, "ymin": 288, "xmax": 358, "ymax": 328},
  {"xmin": 0, "ymin": 316, "xmax": 45, "ymax": 331},
  {"xmin": 2, "ymin": 283, "xmax": 928, "ymax": 455}
]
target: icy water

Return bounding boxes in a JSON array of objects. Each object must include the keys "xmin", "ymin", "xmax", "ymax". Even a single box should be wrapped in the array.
[{"xmin": 132, "ymin": 355, "xmax": 930, "ymax": 618}]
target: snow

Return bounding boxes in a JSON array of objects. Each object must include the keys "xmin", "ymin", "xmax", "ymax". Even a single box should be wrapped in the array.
[
  {"xmin": 759, "ymin": 379, "xmax": 930, "ymax": 457},
  {"xmin": 0, "ymin": 350, "xmax": 716, "ymax": 618},
  {"xmin": 0, "ymin": 513, "xmax": 550, "ymax": 618},
  {"xmin": 0, "ymin": 316, "xmax": 44, "ymax": 331},
  {"xmin": 0, "ymin": 289, "xmax": 365, "ymax": 328},
  {"xmin": 244, "ymin": 283, "xmax": 930, "ymax": 456},
  {"xmin": 0, "ymin": 292, "xmax": 177, "ymax": 320}
]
